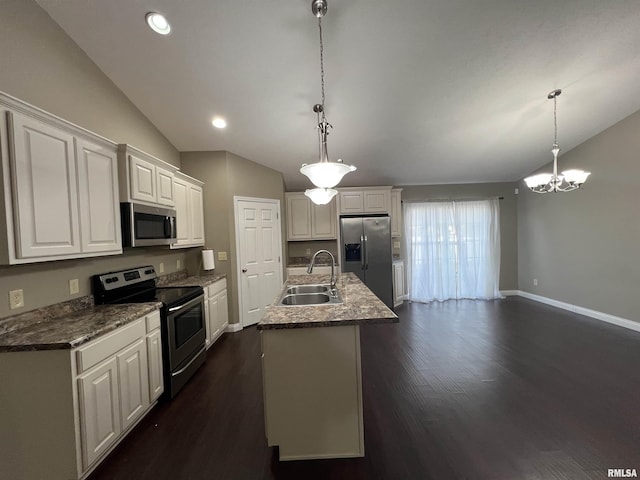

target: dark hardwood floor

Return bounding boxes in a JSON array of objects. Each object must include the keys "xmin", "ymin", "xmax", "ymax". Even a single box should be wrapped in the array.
[{"xmin": 88, "ymin": 298, "xmax": 640, "ymax": 480}]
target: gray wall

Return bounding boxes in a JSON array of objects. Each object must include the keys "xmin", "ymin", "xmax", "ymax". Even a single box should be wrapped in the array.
[
  {"xmin": 180, "ymin": 152, "xmax": 286, "ymax": 325},
  {"xmin": 399, "ymin": 183, "xmax": 519, "ymax": 291},
  {"xmin": 0, "ymin": 0, "xmax": 187, "ymax": 318},
  {"xmin": 517, "ymin": 109, "xmax": 640, "ymax": 323}
]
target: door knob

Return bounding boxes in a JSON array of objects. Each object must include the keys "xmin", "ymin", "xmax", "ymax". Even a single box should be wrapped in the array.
[{"xmin": 242, "ymin": 268, "xmax": 248, "ymax": 273}]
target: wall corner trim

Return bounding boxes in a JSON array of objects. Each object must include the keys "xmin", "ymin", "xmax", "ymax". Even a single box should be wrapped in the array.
[{"xmin": 513, "ymin": 290, "xmax": 640, "ymax": 334}]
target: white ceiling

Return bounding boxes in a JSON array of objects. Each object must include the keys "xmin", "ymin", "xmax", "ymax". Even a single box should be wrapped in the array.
[{"xmin": 36, "ymin": 0, "xmax": 640, "ymax": 190}]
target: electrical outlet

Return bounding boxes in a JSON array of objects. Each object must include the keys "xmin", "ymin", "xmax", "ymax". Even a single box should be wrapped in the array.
[
  {"xmin": 177, "ymin": 259, "xmax": 181, "ymax": 269},
  {"xmin": 159, "ymin": 262, "xmax": 165, "ymax": 273},
  {"xmin": 9, "ymin": 289, "xmax": 24, "ymax": 310},
  {"xmin": 306, "ymin": 248, "xmax": 311, "ymax": 255},
  {"xmin": 393, "ymin": 241, "xmax": 401, "ymax": 249},
  {"xmin": 218, "ymin": 251, "xmax": 227, "ymax": 261},
  {"xmin": 533, "ymin": 278, "xmax": 538, "ymax": 286},
  {"xmin": 69, "ymin": 279, "xmax": 79, "ymax": 295}
]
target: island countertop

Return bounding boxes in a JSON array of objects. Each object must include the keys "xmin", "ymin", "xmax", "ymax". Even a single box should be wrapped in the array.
[{"xmin": 257, "ymin": 272, "xmax": 398, "ymax": 330}]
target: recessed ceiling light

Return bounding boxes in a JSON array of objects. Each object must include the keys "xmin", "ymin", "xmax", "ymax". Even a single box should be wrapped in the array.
[
  {"xmin": 212, "ymin": 117, "xmax": 227, "ymax": 129},
  {"xmin": 146, "ymin": 12, "xmax": 171, "ymax": 35}
]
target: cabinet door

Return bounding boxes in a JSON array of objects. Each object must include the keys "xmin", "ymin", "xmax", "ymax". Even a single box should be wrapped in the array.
[
  {"xmin": 189, "ymin": 184, "xmax": 205, "ymax": 245},
  {"xmin": 78, "ymin": 357, "xmax": 121, "ymax": 469},
  {"xmin": 8, "ymin": 111, "xmax": 81, "ymax": 258},
  {"xmin": 286, "ymin": 194, "xmax": 312, "ymax": 240},
  {"xmin": 208, "ymin": 294, "xmax": 221, "ymax": 342},
  {"xmin": 173, "ymin": 176, "xmax": 190, "ymax": 246},
  {"xmin": 129, "ymin": 155, "xmax": 156, "ymax": 203},
  {"xmin": 391, "ymin": 190, "xmax": 402, "ymax": 237},
  {"xmin": 393, "ymin": 262, "xmax": 405, "ymax": 307},
  {"xmin": 76, "ymin": 138, "xmax": 122, "ymax": 253},
  {"xmin": 339, "ymin": 191, "xmax": 364, "ymax": 214},
  {"xmin": 363, "ymin": 190, "xmax": 390, "ymax": 214},
  {"xmin": 156, "ymin": 167, "xmax": 175, "ymax": 207},
  {"xmin": 117, "ymin": 338, "xmax": 150, "ymax": 432},
  {"xmin": 219, "ymin": 289, "xmax": 229, "ymax": 332},
  {"xmin": 146, "ymin": 329, "xmax": 164, "ymax": 402},
  {"xmin": 311, "ymin": 200, "xmax": 336, "ymax": 239}
]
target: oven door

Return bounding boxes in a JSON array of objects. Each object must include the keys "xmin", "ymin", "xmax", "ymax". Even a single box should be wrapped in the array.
[{"xmin": 166, "ymin": 294, "xmax": 206, "ymax": 370}]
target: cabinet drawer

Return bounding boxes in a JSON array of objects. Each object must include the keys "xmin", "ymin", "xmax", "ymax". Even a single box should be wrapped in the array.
[
  {"xmin": 76, "ymin": 319, "xmax": 145, "ymax": 374},
  {"xmin": 207, "ymin": 278, "xmax": 227, "ymax": 297},
  {"xmin": 145, "ymin": 310, "xmax": 161, "ymax": 333}
]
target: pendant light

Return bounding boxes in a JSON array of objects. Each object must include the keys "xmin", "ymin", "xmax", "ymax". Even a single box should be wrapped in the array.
[
  {"xmin": 301, "ymin": 0, "xmax": 356, "ymax": 205},
  {"xmin": 524, "ymin": 89, "xmax": 591, "ymax": 193}
]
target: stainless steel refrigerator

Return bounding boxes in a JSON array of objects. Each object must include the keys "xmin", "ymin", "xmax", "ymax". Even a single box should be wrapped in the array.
[{"xmin": 340, "ymin": 216, "xmax": 393, "ymax": 309}]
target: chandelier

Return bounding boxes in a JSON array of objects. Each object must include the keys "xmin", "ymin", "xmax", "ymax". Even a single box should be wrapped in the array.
[
  {"xmin": 300, "ymin": 0, "xmax": 356, "ymax": 205},
  {"xmin": 524, "ymin": 89, "xmax": 590, "ymax": 193}
]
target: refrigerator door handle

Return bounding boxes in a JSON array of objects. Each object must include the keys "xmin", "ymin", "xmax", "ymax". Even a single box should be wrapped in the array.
[
  {"xmin": 364, "ymin": 235, "xmax": 369, "ymax": 270},
  {"xmin": 360, "ymin": 235, "xmax": 365, "ymax": 270}
]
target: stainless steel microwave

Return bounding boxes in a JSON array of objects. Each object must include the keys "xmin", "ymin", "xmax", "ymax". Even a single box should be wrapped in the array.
[{"xmin": 121, "ymin": 203, "xmax": 177, "ymax": 247}]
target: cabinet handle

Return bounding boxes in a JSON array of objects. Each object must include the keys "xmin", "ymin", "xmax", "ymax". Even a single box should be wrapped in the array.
[{"xmin": 242, "ymin": 268, "xmax": 248, "ymax": 273}]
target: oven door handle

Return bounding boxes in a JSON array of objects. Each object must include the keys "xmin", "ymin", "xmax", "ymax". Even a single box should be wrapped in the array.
[
  {"xmin": 167, "ymin": 294, "xmax": 204, "ymax": 313},
  {"xmin": 171, "ymin": 345, "xmax": 206, "ymax": 377}
]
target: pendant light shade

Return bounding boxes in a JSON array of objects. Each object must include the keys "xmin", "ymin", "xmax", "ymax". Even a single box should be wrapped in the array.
[
  {"xmin": 301, "ymin": 161, "xmax": 356, "ymax": 189},
  {"xmin": 304, "ymin": 187, "xmax": 338, "ymax": 204}
]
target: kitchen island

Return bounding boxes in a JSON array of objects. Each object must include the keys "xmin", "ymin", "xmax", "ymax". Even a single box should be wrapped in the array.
[{"xmin": 258, "ymin": 272, "xmax": 397, "ymax": 461}]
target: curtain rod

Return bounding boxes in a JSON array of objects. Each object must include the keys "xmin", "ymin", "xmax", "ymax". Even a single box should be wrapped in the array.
[{"xmin": 402, "ymin": 196, "xmax": 504, "ymax": 203}]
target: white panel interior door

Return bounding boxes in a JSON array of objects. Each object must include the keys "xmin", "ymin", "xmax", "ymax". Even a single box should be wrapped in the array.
[
  {"xmin": 8, "ymin": 111, "xmax": 81, "ymax": 258},
  {"xmin": 235, "ymin": 198, "xmax": 283, "ymax": 328}
]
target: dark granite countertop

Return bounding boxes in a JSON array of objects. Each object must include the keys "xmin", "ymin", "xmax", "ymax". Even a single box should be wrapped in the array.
[
  {"xmin": 162, "ymin": 272, "xmax": 226, "ymax": 288},
  {"xmin": 258, "ymin": 272, "xmax": 398, "ymax": 330},
  {"xmin": 0, "ymin": 302, "xmax": 162, "ymax": 353}
]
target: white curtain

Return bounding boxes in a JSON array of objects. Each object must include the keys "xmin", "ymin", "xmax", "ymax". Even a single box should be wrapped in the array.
[{"xmin": 404, "ymin": 199, "xmax": 501, "ymax": 302}]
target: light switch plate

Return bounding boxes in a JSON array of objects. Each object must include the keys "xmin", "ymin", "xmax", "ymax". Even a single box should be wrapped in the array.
[
  {"xmin": 218, "ymin": 251, "xmax": 227, "ymax": 261},
  {"xmin": 69, "ymin": 279, "xmax": 79, "ymax": 295},
  {"xmin": 177, "ymin": 259, "xmax": 181, "ymax": 269}
]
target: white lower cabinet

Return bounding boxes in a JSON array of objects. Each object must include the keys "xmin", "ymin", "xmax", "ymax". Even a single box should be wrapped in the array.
[
  {"xmin": 116, "ymin": 338, "xmax": 149, "ymax": 432},
  {"xmin": 146, "ymin": 329, "xmax": 164, "ymax": 402},
  {"xmin": 393, "ymin": 260, "xmax": 405, "ymax": 307},
  {"xmin": 78, "ymin": 357, "xmax": 121, "ymax": 468},
  {"xmin": 0, "ymin": 310, "xmax": 162, "ymax": 480},
  {"xmin": 205, "ymin": 279, "xmax": 228, "ymax": 348}
]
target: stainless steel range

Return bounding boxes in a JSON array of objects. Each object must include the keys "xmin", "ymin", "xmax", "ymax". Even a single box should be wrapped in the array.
[{"xmin": 93, "ymin": 266, "xmax": 206, "ymax": 398}]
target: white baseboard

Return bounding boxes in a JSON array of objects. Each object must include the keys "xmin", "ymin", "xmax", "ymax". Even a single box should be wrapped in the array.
[
  {"xmin": 513, "ymin": 290, "xmax": 640, "ymax": 334},
  {"xmin": 500, "ymin": 290, "xmax": 519, "ymax": 296},
  {"xmin": 225, "ymin": 323, "xmax": 243, "ymax": 333}
]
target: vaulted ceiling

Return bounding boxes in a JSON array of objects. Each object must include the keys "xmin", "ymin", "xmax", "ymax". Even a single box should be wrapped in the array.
[{"xmin": 36, "ymin": 0, "xmax": 640, "ymax": 190}]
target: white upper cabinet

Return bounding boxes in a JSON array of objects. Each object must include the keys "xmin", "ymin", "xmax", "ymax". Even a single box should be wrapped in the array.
[
  {"xmin": 286, "ymin": 193, "xmax": 336, "ymax": 241},
  {"xmin": 171, "ymin": 171, "xmax": 205, "ymax": 249},
  {"xmin": 338, "ymin": 187, "xmax": 391, "ymax": 215},
  {"xmin": 76, "ymin": 137, "xmax": 122, "ymax": 253},
  {"xmin": 118, "ymin": 144, "xmax": 177, "ymax": 208},
  {"xmin": 7, "ymin": 111, "xmax": 81, "ymax": 258},
  {"xmin": 0, "ymin": 93, "xmax": 122, "ymax": 264},
  {"xmin": 391, "ymin": 188, "xmax": 402, "ymax": 237}
]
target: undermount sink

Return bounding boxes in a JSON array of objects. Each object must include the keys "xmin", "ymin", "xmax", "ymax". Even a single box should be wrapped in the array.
[
  {"xmin": 278, "ymin": 286, "xmax": 342, "ymax": 306},
  {"xmin": 286, "ymin": 284, "xmax": 330, "ymax": 294}
]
